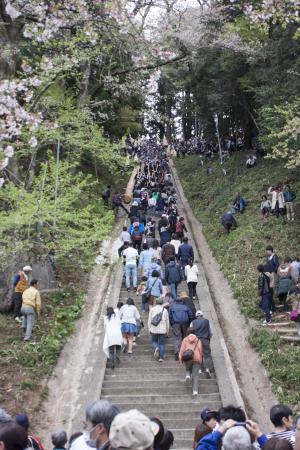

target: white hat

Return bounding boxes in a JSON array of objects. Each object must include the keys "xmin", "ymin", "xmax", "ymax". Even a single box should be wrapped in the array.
[
  {"xmin": 196, "ymin": 310, "xmax": 203, "ymax": 317},
  {"xmin": 109, "ymin": 409, "xmax": 159, "ymax": 450},
  {"xmin": 23, "ymin": 266, "xmax": 32, "ymax": 271}
]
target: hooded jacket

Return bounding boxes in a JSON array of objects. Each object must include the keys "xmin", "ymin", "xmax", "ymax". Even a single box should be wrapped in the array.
[
  {"xmin": 179, "ymin": 334, "xmax": 203, "ymax": 364},
  {"xmin": 165, "ymin": 260, "xmax": 182, "ymax": 284}
]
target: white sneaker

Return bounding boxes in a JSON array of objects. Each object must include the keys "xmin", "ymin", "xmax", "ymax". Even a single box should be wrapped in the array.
[
  {"xmin": 192, "ymin": 391, "xmax": 198, "ymax": 396},
  {"xmin": 185, "ymin": 374, "xmax": 191, "ymax": 384},
  {"xmin": 262, "ymin": 320, "xmax": 271, "ymax": 326}
]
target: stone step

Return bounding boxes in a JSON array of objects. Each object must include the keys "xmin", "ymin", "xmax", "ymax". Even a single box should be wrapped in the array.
[
  {"xmin": 101, "ymin": 382, "xmax": 218, "ymax": 395},
  {"xmin": 170, "ymin": 429, "xmax": 194, "ymax": 440},
  {"xmin": 274, "ymin": 328, "xmax": 297, "ymax": 334},
  {"xmin": 101, "ymin": 393, "xmax": 221, "ymax": 404},
  {"xmin": 104, "ymin": 374, "xmax": 216, "ymax": 383},
  {"xmin": 173, "ymin": 440, "xmax": 192, "ymax": 450},
  {"xmin": 281, "ymin": 336, "xmax": 300, "ymax": 343},
  {"xmin": 116, "ymin": 401, "xmax": 221, "ymax": 413},
  {"xmin": 102, "ymin": 379, "xmax": 218, "ymax": 389},
  {"xmin": 268, "ymin": 321, "xmax": 292, "ymax": 327}
]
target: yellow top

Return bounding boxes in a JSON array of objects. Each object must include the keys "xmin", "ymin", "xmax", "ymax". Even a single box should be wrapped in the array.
[{"xmin": 22, "ymin": 286, "xmax": 41, "ymax": 314}]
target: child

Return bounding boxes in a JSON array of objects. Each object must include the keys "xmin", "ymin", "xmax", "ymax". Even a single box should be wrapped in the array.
[
  {"xmin": 137, "ymin": 275, "xmax": 148, "ymax": 313},
  {"xmin": 260, "ymin": 195, "xmax": 271, "ymax": 218}
]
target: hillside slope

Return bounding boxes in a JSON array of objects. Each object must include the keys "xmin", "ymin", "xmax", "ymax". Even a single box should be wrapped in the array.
[{"xmin": 175, "ymin": 151, "xmax": 300, "ymax": 409}]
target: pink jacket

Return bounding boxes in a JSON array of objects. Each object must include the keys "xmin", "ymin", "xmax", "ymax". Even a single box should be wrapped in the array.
[{"xmin": 179, "ymin": 334, "xmax": 203, "ymax": 364}]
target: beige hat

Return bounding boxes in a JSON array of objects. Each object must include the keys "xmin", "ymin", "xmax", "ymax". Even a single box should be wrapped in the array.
[
  {"xmin": 179, "ymin": 291, "xmax": 189, "ymax": 299},
  {"xmin": 23, "ymin": 265, "xmax": 32, "ymax": 271},
  {"xmin": 109, "ymin": 409, "xmax": 159, "ymax": 450}
]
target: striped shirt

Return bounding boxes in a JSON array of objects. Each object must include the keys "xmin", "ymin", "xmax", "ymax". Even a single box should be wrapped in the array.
[{"xmin": 266, "ymin": 430, "xmax": 295, "ymax": 449}]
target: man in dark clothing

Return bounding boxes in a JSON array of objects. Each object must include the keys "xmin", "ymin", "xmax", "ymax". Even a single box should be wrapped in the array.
[
  {"xmin": 179, "ymin": 292, "xmax": 196, "ymax": 320},
  {"xmin": 178, "ymin": 237, "xmax": 194, "ymax": 273},
  {"xmin": 161, "ymin": 239, "xmax": 176, "ymax": 265},
  {"xmin": 221, "ymin": 211, "xmax": 237, "ymax": 234},
  {"xmin": 265, "ymin": 244, "xmax": 280, "ymax": 312},
  {"xmin": 257, "ymin": 264, "xmax": 272, "ymax": 325},
  {"xmin": 169, "ymin": 298, "xmax": 193, "ymax": 359},
  {"xmin": 189, "ymin": 310, "xmax": 213, "ymax": 377},
  {"xmin": 165, "ymin": 256, "xmax": 182, "ymax": 299},
  {"xmin": 101, "ymin": 185, "xmax": 111, "ymax": 206}
]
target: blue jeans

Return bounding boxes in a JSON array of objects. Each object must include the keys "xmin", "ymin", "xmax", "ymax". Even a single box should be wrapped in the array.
[
  {"xmin": 21, "ymin": 306, "xmax": 35, "ymax": 340},
  {"xmin": 151, "ymin": 334, "xmax": 166, "ymax": 359},
  {"xmin": 261, "ymin": 293, "xmax": 271, "ymax": 321},
  {"xmin": 125, "ymin": 264, "xmax": 137, "ymax": 288},
  {"xmin": 170, "ymin": 282, "xmax": 178, "ymax": 300}
]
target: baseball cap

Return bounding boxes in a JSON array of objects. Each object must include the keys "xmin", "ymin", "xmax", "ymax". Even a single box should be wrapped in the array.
[
  {"xmin": 23, "ymin": 266, "xmax": 32, "ymax": 271},
  {"xmin": 196, "ymin": 310, "xmax": 203, "ymax": 317},
  {"xmin": 200, "ymin": 409, "xmax": 219, "ymax": 423},
  {"xmin": 16, "ymin": 413, "xmax": 30, "ymax": 429},
  {"xmin": 109, "ymin": 410, "xmax": 159, "ymax": 450}
]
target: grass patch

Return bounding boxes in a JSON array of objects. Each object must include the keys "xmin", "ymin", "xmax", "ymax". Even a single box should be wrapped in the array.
[
  {"xmin": 250, "ymin": 329, "xmax": 300, "ymax": 408},
  {"xmin": 175, "ymin": 151, "xmax": 300, "ymax": 408},
  {"xmin": 0, "ymin": 288, "xmax": 84, "ymax": 416}
]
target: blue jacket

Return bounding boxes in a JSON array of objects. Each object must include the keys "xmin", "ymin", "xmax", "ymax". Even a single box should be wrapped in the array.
[
  {"xmin": 165, "ymin": 261, "xmax": 182, "ymax": 284},
  {"xmin": 284, "ymin": 190, "xmax": 296, "ymax": 202},
  {"xmin": 178, "ymin": 243, "xmax": 194, "ymax": 264},
  {"xmin": 221, "ymin": 212, "xmax": 236, "ymax": 226},
  {"xmin": 196, "ymin": 430, "xmax": 268, "ymax": 450},
  {"xmin": 169, "ymin": 300, "xmax": 193, "ymax": 326},
  {"xmin": 129, "ymin": 222, "xmax": 145, "ymax": 234},
  {"xmin": 160, "ymin": 230, "xmax": 171, "ymax": 247},
  {"xmin": 147, "ymin": 263, "xmax": 163, "ymax": 279},
  {"xmin": 146, "ymin": 276, "xmax": 163, "ymax": 297},
  {"xmin": 196, "ymin": 430, "xmax": 222, "ymax": 450}
]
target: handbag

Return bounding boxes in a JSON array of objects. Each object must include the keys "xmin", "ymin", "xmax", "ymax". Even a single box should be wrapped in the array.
[
  {"xmin": 151, "ymin": 308, "xmax": 164, "ymax": 327},
  {"xmin": 290, "ymin": 301, "xmax": 300, "ymax": 321},
  {"xmin": 145, "ymin": 278, "xmax": 158, "ymax": 301},
  {"xmin": 181, "ymin": 338, "xmax": 199, "ymax": 362}
]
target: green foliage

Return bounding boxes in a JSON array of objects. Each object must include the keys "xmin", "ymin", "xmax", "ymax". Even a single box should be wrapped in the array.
[
  {"xmin": 0, "ymin": 157, "xmax": 116, "ymax": 272},
  {"xmin": 250, "ymin": 328, "xmax": 300, "ymax": 409},
  {"xmin": 261, "ymin": 99, "xmax": 300, "ymax": 168},
  {"xmin": 0, "ymin": 289, "xmax": 84, "ymax": 375},
  {"xmin": 175, "ymin": 153, "xmax": 300, "ymax": 407}
]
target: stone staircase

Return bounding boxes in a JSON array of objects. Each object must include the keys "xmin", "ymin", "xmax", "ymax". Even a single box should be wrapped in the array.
[
  {"xmin": 266, "ymin": 314, "xmax": 300, "ymax": 343},
  {"xmin": 101, "ymin": 283, "xmax": 222, "ymax": 450}
]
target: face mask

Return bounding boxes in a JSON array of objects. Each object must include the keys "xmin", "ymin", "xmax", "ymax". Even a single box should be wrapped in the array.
[{"xmin": 82, "ymin": 428, "xmax": 97, "ymax": 448}]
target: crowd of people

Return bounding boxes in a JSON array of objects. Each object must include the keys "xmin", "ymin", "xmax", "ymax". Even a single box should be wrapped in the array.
[
  {"xmin": 3, "ymin": 140, "xmax": 299, "ymax": 450},
  {"xmin": 257, "ymin": 246, "xmax": 300, "ymax": 328},
  {"xmin": 102, "ymin": 141, "xmax": 213, "ymax": 396},
  {"xmin": 1, "ymin": 401, "xmax": 300, "ymax": 450}
]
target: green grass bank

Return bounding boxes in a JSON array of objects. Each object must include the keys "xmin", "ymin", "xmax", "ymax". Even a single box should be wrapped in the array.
[{"xmin": 174, "ymin": 151, "xmax": 300, "ymax": 410}]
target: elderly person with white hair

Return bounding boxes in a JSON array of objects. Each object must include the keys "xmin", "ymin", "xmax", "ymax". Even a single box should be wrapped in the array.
[
  {"xmin": 69, "ymin": 400, "xmax": 119, "ymax": 450},
  {"xmin": 51, "ymin": 429, "xmax": 67, "ymax": 450}
]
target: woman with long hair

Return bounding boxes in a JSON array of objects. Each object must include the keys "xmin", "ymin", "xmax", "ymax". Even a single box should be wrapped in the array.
[{"xmin": 103, "ymin": 306, "xmax": 122, "ymax": 369}]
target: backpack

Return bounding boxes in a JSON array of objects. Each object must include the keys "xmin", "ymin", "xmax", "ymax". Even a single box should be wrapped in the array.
[
  {"xmin": 132, "ymin": 229, "xmax": 142, "ymax": 241},
  {"xmin": 176, "ymin": 222, "xmax": 183, "ymax": 233},
  {"xmin": 112, "ymin": 194, "xmax": 121, "ymax": 206},
  {"xmin": 28, "ymin": 436, "xmax": 44, "ymax": 450},
  {"xmin": 151, "ymin": 308, "xmax": 164, "ymax": 326}
]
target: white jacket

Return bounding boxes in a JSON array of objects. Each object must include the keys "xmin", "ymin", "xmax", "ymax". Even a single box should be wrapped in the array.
[
  {"xmin": 148, "ymin": 305, "xmax": 169, "ymax": 335},
  {"xmin": 119, "ymin": 304, "xmax": 140, "ymax": 325},
  {"xmin": 103, "ymin": 316, "xmax": 123, "ymax": 357},
  {"xmin": 185, "ymin": 264, "xmax": 199, "ymax": 283}
]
